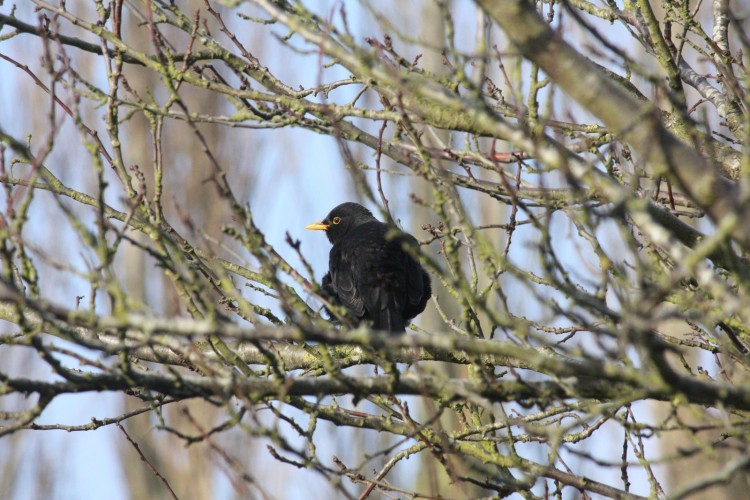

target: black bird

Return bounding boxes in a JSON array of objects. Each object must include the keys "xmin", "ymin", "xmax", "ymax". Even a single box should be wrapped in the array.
[{"xmin": 306, "ymin": 202, "xmax": 431, "ymax": 333}]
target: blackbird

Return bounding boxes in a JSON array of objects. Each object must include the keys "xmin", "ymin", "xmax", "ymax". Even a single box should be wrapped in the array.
[{"xmin": 306, "ymin": 202, "xmax": 431, "ymax": 333}]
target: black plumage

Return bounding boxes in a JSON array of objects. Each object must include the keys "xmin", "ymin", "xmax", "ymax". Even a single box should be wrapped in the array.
[{"xmin": 306, "ymin": 202, "xmax": 431, "ymax": 333}]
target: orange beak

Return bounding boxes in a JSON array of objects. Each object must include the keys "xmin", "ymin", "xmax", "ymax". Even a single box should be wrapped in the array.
[{"xmin": 305, "ymin": 221, "xmax": 329, "ymax": 231}]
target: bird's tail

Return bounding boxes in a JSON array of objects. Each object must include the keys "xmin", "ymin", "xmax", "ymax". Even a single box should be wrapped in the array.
[{"xmin": 373, "ymin": 307, "xmax": 405, "ymax": 333}]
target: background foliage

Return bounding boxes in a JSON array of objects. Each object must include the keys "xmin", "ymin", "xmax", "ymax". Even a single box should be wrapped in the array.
[{"xmin": 1, "ymin": 0, "xmax": 750, "ymax": 498}]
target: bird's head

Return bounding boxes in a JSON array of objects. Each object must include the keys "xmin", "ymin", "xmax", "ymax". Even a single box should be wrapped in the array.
[{"xmin": 305, "ymin": 202, "xmax": 377, "ymax": 244}]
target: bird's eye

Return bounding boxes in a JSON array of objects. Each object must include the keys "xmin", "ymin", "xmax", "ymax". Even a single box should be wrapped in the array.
[{"xmin": 332, "ymin": 217, "xmax": 341, "ymax": 224}]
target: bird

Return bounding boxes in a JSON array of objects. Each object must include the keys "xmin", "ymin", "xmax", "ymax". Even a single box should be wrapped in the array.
[{"xmin": 305, "ymin": 202, "xmax": 431, "ymax": 333}]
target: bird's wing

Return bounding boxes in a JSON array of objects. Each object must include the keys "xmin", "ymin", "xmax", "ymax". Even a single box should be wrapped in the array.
[
  {"xmin": 353, "ymin": 244, "xmax": 404, "ymax": 331},
  {"xmin": 333, "ymin": 227, "xmax": 399, "ymax": 326},
  {"xmin": 330, "ymin": 223, "xmax": 427, "ymax": 332},
  {"xmin": 329, "ymin": 246, "xmax": 367, "ymax": 318}
]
